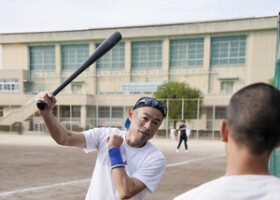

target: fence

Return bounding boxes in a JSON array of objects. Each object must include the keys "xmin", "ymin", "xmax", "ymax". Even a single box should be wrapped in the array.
[{"xmin": 0, "ymin": 98, "xmax": 226, "ymax": 139}]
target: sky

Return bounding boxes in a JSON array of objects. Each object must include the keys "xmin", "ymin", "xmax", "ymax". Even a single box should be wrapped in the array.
[
  {"xmin": 0, "ymin": 0, "xmax": 280, "ymax": 68},
  {"xmin": 0, "ymin": 0, "xmax": 279, "ymax": 33}
]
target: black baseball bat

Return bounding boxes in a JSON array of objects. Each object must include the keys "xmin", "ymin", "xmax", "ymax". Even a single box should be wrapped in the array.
[{"xmin": 37, "ymin": 31, "xmax": 122, "ymax": 110}]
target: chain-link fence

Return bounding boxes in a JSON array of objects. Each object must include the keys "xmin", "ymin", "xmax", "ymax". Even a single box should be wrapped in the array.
[{"xmin": 0, "ymin": 98, "xmax": 225, "ymax": 139}]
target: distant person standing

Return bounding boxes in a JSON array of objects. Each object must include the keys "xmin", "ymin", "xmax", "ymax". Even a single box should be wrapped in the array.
[
  {"xmin": 186, "ymin": 125, "xmax": 191, "ymax": 138},
  {"xmin": 176, "ymin": 120, "xmax": 188, "ymax": 152},
  {"xmin": 170, "ymin": 128, "xmax": 177, "ymax": 140}
]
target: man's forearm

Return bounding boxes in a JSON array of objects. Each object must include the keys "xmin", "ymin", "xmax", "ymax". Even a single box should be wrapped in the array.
[
  {"xmin": 112, "ymin": 168, "xmax": 145, "ymax": 199},
  {"xmin": 42, "ymin": 112, "xmax": 69, "ymax": 145},
  {"xmin": 42, "ymin": 113, "xmax": 86, "ymax": 148},
  {"xmin": 108, "ymin": 144, "xmax": 146, "ymax": 199}
]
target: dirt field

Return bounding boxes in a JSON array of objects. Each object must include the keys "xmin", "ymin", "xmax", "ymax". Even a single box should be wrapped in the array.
[{"xmin": 0, "ymin": 133, "xmax": 226, "ymax": 200}]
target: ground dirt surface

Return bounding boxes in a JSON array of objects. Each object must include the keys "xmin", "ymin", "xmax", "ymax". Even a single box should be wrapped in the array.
[{"xmin": 0, "ymin": 133, "xmax": 226, "ymax": 200}]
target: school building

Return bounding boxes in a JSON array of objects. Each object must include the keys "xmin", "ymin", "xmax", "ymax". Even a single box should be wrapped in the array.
[{"xmin": 0, "ymin": 15, "xmax": 278, "ymax": 135}]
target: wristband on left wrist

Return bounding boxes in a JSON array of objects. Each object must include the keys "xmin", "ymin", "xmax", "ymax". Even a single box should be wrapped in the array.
[{"xmin": 108, "ymin": 147, "xmax": 125, "ymax": 170}]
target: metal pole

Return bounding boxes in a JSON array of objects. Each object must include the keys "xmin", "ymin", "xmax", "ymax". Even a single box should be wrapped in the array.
[
  {"xmin": 181, "ymin": 99, "xmax": 184, "ymax": 120},
  {"xmin": 82, "ymin": 104, "xmax": 86, "ymax": 131},
  {"xmin": 57, "ymin": 104, "xmax": 60, "ymax": 123},
  {"xmin": 33, "ymin": 113, "xmax": 35, "ymax": 131},
  {"xmin": 196, "ymin": 98, "xmax": 200, "ymax": 138},
  {"xmin": 96, "ymin": 99, "xmax": 99, "ymax": 127},
  {"xmin": 123, "ymin": 101, "xmax": 126, "ymax": 130},
  {"xmin": 165, "ymin": 99, "xmax": 169, "ymax": 139},
  {"xmin": 70, "ymin": 103, "xmax": 72, "ymax": 131},
  {"xmin": 212, "ymin": 101, "xmax": 216, "ymax": 140},
  {"xmin": 110, "ymin": 100, "xmax": 112, "ymax": 127},
  {"xmin": 9, "ymin": 104, "xmax": 11, "ymax": 132}
]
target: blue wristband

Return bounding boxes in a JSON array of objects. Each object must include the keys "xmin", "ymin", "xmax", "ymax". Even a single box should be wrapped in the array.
[{"xmin": 108, "ymin": 147, "xmax": 125, "ymax": 170}]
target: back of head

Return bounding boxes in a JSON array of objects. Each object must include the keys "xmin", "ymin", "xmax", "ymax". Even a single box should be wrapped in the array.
[{"xmin": 226, "ymin": 82, "xmax": 280, "ymax": 155}]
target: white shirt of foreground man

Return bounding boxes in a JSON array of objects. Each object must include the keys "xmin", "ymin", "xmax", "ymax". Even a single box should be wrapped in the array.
[
  {"xmin": 36, "ymin": 93, "xmax": 167, "ymax": 200},
  {"xmin": 84, "ymin": 127, "xmax": 165, "ymax": 200}
]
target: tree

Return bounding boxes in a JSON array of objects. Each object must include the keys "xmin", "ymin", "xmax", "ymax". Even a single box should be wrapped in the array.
[
  {"xmin": 268, "ymin": 78, "xmax": 273, "ymax": 86},
  {"xmin": 153, "ymin": 81, "xmax": 203, "ymax": 128}
]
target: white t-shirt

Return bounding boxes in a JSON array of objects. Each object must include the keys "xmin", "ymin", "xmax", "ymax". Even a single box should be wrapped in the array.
[
  {"xmin": 174, "ymin": 175, "xmax": 280, "ymax": 200},
  {"xmin": 186, "ymin": 128, "xmax": 191, "ymax": 137},
  {"xmin": 170, "ymin": 128, "xmax": 176, "ymax": 140},
  {"xmin": 83, "ymin": 127, "xmax": 166, "ymax": 200}
]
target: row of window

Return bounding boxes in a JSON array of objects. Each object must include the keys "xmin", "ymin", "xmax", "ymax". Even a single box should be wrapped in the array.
[
  {"xmin": 29, "ymin": 35, "xmax": 246, "ymax": 71},
  {"xmin": 52, "ymin": 106, "xmax": 124, "ymax": 118},
  {"xmin": 121, "ymin": 82, "xmax": 163, "ymax": 93},
  {"xmin": 0, "ymin": 79, "xmax": 19, "ymax": 91},
  {"xmin": 53, "ymin": 105, "xmax": 227, "ymax": 120}
]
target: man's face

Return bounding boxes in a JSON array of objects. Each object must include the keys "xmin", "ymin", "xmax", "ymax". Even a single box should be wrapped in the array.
[{"xmin": 129, "ymin": 106, "xmax": 163, "ymax": 144}]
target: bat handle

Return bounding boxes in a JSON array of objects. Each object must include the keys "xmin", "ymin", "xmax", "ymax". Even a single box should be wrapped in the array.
[{"xmin": 37, "ymin": 100, "xmax": 47, "ymax": 110}]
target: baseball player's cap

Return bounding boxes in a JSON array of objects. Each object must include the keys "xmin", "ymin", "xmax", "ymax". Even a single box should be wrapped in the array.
[{"xmin": 124, "ymin": 97, "xmax": 167, "ymax": 130}]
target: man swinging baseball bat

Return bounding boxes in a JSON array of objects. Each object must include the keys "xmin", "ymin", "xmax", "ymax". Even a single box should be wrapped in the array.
[{"xmin": 36, "ymin": 31, "xmax": 167, "ymax": 199}]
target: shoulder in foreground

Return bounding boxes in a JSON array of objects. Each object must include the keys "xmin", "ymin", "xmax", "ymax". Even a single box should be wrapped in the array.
[{"xmin": 173, "ymin": 178, "xmax": 219, "ymax": 200}]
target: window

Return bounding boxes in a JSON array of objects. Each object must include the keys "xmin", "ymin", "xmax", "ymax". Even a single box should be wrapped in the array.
[
  {"xmin": 211, "ymin": 36, "xmax": 246, "ymax": 66},
  {"xmin": 170, "ymin": 38, "xmax": 204, "ymax": 67},
  {"xmin": 206, "ymin": 107, "xmax": 226, "ymax": 129},
  {"xmin": 29, "ymin": 46, "xmax": 55, "ymax": 71},
  {"xmin": 86, "ymin": 106, "xmax": 96, "ymax": 118},
  {"xmin": 221, "ymin": 81, "xmax": 233, "ymax": 94},
  {"xmin": 122, "ymin": 82, "xmax": 163, "ymax": 94},
  {"xmin": 60, "ymin": 106, "xmax": 70, "ymax": 118},
  {"xmin": 99, "ymin": 106, "xmax": 110, "ymax": 118},
  {"xmin": 215, "ymin": 107, "xmax": 226, "ymax": 119},
  {"xmin": 0, "ymin": 79, "xmax": 19, "ymax": 92},
  {"xmin": 132, "ymin": 41, "xmax": 162, "ymax": 68},
  {"xmin": 71, "ymin": 83, "xmax": 82, "ymax": 94},
  {"xmin": 60, "ymin": 106, "xmax": 80, "ymax": 118},
  {"xmin": 112, "ymin": 107, "xmax": 123, "ymax": 118},
  {"xmin": 98, "ymin": 106, "xmax": 124, "ymax": 118},
  {"xmin": 72, "ymin": 106, "xmax": 81, "ymax": 118},
  {"xmin": 61, "ymin": 44, "xmax": 89, "ymax": 70},
  {"xmin": 96, "ymin": 42, "xmax": 125, "ymax": 69},
  {"xmin": 0, "ymin": 106, "xmax": 3, "ymax": 117}
]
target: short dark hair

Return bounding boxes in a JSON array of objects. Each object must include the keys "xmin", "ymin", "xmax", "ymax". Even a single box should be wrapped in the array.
[
  {"xmin": 226, "ymin": 82, "xmax": 280, "ymax": 155},
  {"xmin": 133, "ymin": 97, "xmax": 167, "ymax": 118}
]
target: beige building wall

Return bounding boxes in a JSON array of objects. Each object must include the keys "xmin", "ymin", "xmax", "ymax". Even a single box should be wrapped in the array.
[
  {"xmin": 0, "ymin": 16, "xmax": 278, "ymax": 131},
  {"xmin": 1, "ymin": 44, "xmax": 28, "ymax": 70},
  {"xmin": 249, "ymin": 30, "xmax": 277, "ymax": 83}
]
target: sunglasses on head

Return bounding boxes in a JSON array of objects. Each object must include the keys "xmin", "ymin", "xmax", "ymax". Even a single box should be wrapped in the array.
[{"xmin": 133, "ymin": 97, "xmax": 167, "ymax": 117}]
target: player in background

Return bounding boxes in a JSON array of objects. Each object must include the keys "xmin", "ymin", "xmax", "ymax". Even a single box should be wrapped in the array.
[
  {"xmin": 36, "ymin": 94, "xmax": 167, "ymax": 200},
  {"xmin": 174, "ymin": 82, "xmax": 280, "ymax": 200},
  {"xmin": 176, "ymin": 120, "xmax": 188, "ymax": 152}
]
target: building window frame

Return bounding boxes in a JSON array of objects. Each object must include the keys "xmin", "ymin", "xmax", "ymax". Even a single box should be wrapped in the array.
[
  {"xmin": 0, "ymin": 79, "xmax": 19, "ymax": 92},
  {"xmin": 131, "ymin": 41, "xmax": 162, "ymax": 68},
  {"xmin": 170, "ymin": 38, "xmax": 204, "ymax": 67},
  {"xmin": 96, "ymin": 42, "xmax": 125, "ymax": 69},
  {"xmin": 220, "ymin": 81, "xmax": 234, "ymax": 94},
  {"xmin": 122, "ymin": 82, "xmax": 163, "ymax": 94},
  {"xmin": 71, "ymin": 82, "xmax": 83, "ymax": 94},
  {"xmin": 61, "ymin": 44, "xmax": 89, "ymax": 70},
  {"xmin": 210, "ymin": 35, "xmax": 246, "ymax": 66},
  {"xmin": 29, "ymin": 45, "xmax": 55, "ymax": 71}
]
